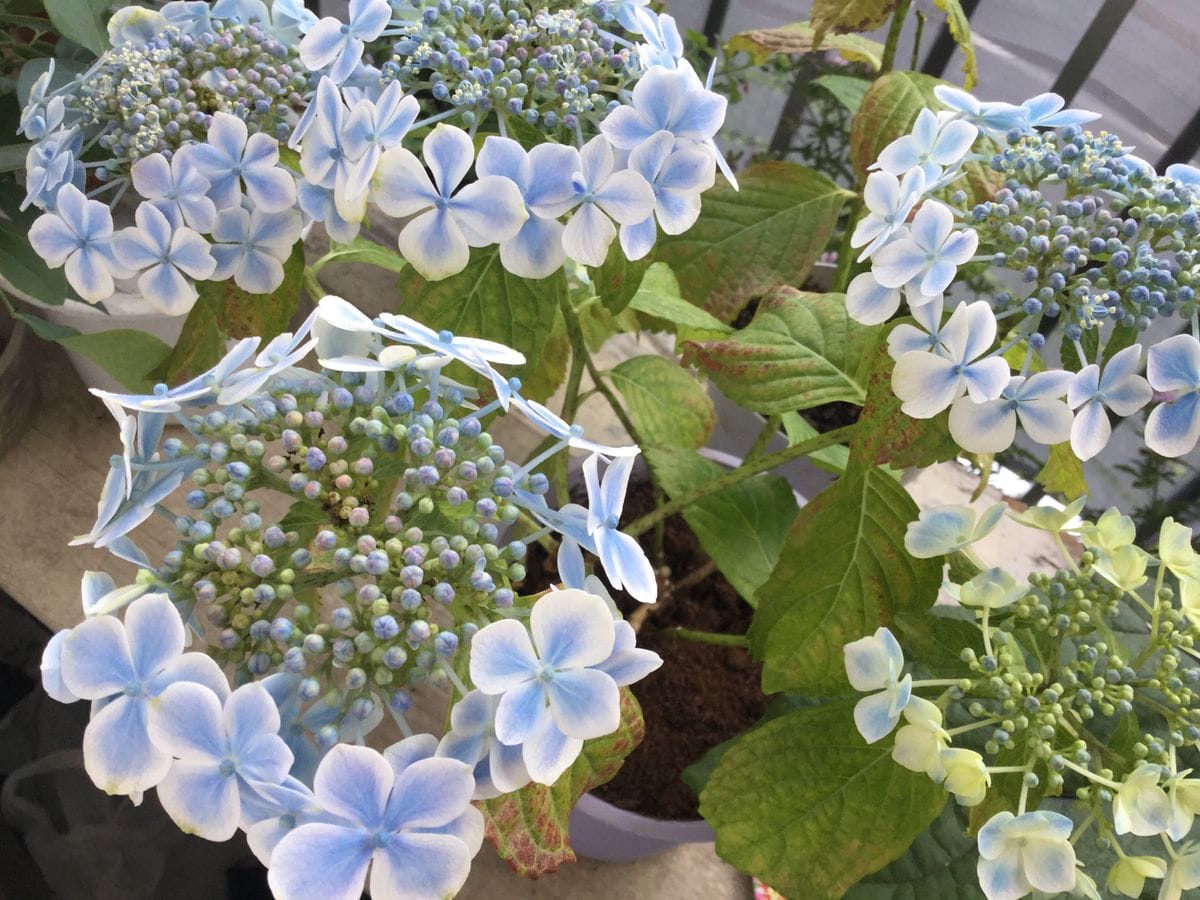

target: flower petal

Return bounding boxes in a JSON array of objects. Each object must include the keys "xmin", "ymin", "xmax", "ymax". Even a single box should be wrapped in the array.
[
  {"xmin": 60, "ymin": 614, "xmax": 135, "ymax": 698},
  {"xmin": 398, "ymin": 208, "xmax": 470, "ymax": 281},
  {"xmin": 546, "ymin": 668, "xmax": 620, "ymax": 740},
  {"xmin": 493, "ymin": 678, "xmax": 549, "ymax": 746},
  {"xmin": 157, "ymin": 761, "xmax": 240, "ymax": 840},
  {"xmin": 150, "ymin": 681, "xmax": 227, "ymax": 761},
  {"xmin": 312, "ymin": 744, "xmax": 392, "ymax": 829},
  {"xmin": 521, "ymin": 715, "xmax": 583, "ymax": 786},
  {"xmin": 83, "ymin": 695, "xmax": 170, "ymax": 794},
  {"xmin": 385, "ymin": 756, "xmax": 475, "ymax": 830},
  {"xmin": 468, "ymin": 618, "xmax": 539, "ymax": 693},
  {"xmin": 531, "ymin": 589, "xmax": 616, "ymax": 670},
  {"xmin": 370, "ymin": 831, "xmax": 473, "ymax": 900},
  {"xmin": 126, "ymin": 593, "xmax": 185, "ymax": 679},
  {"xmin": 268, "ymin": 823, "xmax": 373, "ymax": 900},
  {"xmin": 1146, "ymin": 393, "xmax": 1200, "ymax": 459}
]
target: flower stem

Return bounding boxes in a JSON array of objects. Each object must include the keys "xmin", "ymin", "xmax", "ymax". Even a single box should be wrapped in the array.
[
  {"xmin": 746, "ymin": 414, "xmax": 782, "ymax": 461},
  {"xmin": 880, "ymin": 0, "xmax": 913, "ymax": 74},
  {"xmin": 624, "ymin": 424, "xmax": 857, "ymax": 538},
  {"xmin": 665, "ymin": 627, "xmax": 748, "ymax": 648}
]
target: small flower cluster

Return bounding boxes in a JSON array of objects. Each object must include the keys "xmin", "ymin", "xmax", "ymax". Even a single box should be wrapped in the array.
[
  {"xmin": 845, "ymin": 501, "xmax": 1200, "ymax": 900},
  {"xmin": 41, "ymin": 295, "xmax": 661, "ymax": 899},
  {"xmin": 20, "ymin": 0, "xmax": 727, "ymax": 311},
  {"xmin": 847, "ymin": 86, "xmax": 1200, "ymax": 461}
]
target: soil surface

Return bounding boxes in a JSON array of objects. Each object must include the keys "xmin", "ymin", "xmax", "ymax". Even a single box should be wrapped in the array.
[
  {"xmin": 520, "ymin": 480, "xmax": 768, "ymax": 820},
  {"xmin": 800, "ymin": 399, "xmax": 862, "ymax": 433}
]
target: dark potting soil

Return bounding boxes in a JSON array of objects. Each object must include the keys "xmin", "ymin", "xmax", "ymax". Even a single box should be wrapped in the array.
[
  {"xmin": 520, "ymin": 480, "xmax": 768, "ymax": 820},
  {"xmin": 800, "ymin": 399, "xmax": 862, "ymax": 433}
]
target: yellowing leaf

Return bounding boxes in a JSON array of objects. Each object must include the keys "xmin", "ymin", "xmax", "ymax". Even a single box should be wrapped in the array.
[
  {"xmin": 811, "ymin": 0, "xmax": 899, "ymax": 46},
  {"xmin": 725, "ymin": 20, "xmax": 884, "ymax": 69},
  {"xmin": 933, "ymin": 0, "xmax": 978, "ymax": 89}
]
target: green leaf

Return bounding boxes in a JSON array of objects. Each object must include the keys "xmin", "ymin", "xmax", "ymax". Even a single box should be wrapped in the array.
[
  {"xmin": 517, "ymin": 304, "xmax": 569, "ymax": 402},
  {"xmin": 850, "ymin": 71, "xmax": 943, "ymax": 183},
  {"xmin": 481, "ymin": 688, "xmax": 644, "ymax": 877},
  {"xmin": 749, "ymin": 465, "xmax": 942, "ymax": 694},
  {"xmin": 8, "ymin": 309, "xmax": 79, "ymax": 342},
  {"xmin": 933, "ymin": 0, "xmax": 978, "ymax": 90},
  {"xmin": 43, "ymin": 0, "xmax": 108, "ymax": 56},
  {"xmin": 813, "ymin": 73, "xmax": 873, "ymax": 112},
  {"xmin": 643, "ymin": 447, "xmax": 799, "ymax": 604},
  {"xmin": 844, "ymin": 802, "xmax": 984, "ymax": 899},
  {"xmin": 811, "ymin": 0, "xmax": 899, "ymax": 45},
  {"xmin": 314, "ymin": 235, "xmax": 407, "ymax": 274},
  {"xmin": 655, "ymin": 161, "xmax": 852, "ymax": 324},
  {"xmin": 0, "ymin": 226, "xmax": 72, "ymax": 305},
  {"xmin": 627, "ymin": 263, "xmax": 732, "ymax": 336},
  {"xmin": 891, "ymin": 609, "xmax": 984, "ymax": 678},
  {"xmin": 781, "ymin": 411, "xmax": 850, "ymax": 474},
  {"xmin": 277, "ymin": 498, "xmax": 334, "ymax": 547},
  {"xmin": 725, "ymin": 21, "xmax": 884, "ymax": 69},
  {"xmin": 398, "ymin": 245, "xmax": 564, "ymax": 394},
  {"xmin": 700, "ymin": 698, "xmax": 946, "ymax": 899},
  {"xmin": 589, "ymin": 239, "xmax": 651, "ymax": 315},
  {"xmin": 153, "ymin": 241, "xmax": 306, "ymax": 383},
  {"xmin": 1061, "ymin": 322, "xmax": 1139, "ymax": 371},
  {"xmin": 849, "ymin": 335, "xmax": 959, "ymax": 470},
  {"xmin": 682, "ymin": 287, "xmax": 872, "ymax": 414},
  {"xmin": 607, "ymin": 355, "xmax": 715, "ymax": 449},
  {"xmin": 59, "ymin": 328, "xmax": 173, "ymax": 391},
  {"xmin": 1036, "ymin": 442, "xmax": 1088, "ymax": 498},
  {"xmin": 0, "ymin": 143, "xmax": 30, "ymax": 173}
]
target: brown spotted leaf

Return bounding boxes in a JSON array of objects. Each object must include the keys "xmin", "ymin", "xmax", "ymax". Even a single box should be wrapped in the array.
[
  {"xmin": 154, "ymin": 240, "xmax": 306, "ymax": 383},
  {"xmin": 608, "ymin": 355, "xmax": 715, "ymax": 449},
  {"xmin": 811, "ymin": 0, "xmax": 899, "ymax": 45},
  {"xmin": 480, "ymin": 689, "xmax": 645, "ymax": 878},
  {"xmin": 725, "ymin": 21, "xmax": 884, "ymax": 68},
  {"xmin": 681, "ymin": 287, "xmax": 872, "ymax": 414},
  {"xmin": 655, "ymin": 161, "xmax": 852, "ymax": 324},
  {"xmin": 849, "ymin": 71, "xmax": 943, "ymax": 182},
  {"xmin": 849, "ymin": 335, "xmax": 959, "ymax": 470},
  {"xmin": 589, "ymin": 239, "xmax": 652, "ymax": 315}
]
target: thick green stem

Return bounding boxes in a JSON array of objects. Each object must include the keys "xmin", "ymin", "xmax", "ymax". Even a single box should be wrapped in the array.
[
  {"xmin": 746, "ymin": 414, "xmax": 782, "ymax": 461},
  {"xmin": 880, "ymin": 0, "xmax": 913, "ymax": 75},
  {"xmin": 666, "ymin": 627, "xmax": 749, "ymax": 648},
  {"xmin": 832, "ymin": 200, "xmax": 863, "ymax": 293},
  {"xmin": 625, "ymin": 424, "xmax": 858, "ymax": 537},
  {"xmin": 910, "ymin": 10, "xmax": 926, "ymax": 70}
]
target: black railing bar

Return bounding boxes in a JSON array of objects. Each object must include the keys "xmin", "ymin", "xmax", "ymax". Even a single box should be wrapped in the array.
[
  {"xmin": 702, "ymin": 0, "xmax": 731, "ymax": 49},
  {"xmin": 1050, "ymin": 0, "xmax": 1136, "ymax": 105},
  {"xmin": 920, "ymin": 0, "xmax": 981, "ymax": 81},
  {"xmin": 1157, "ymin": 104, "xmax": 1200, "ymax": 171}
]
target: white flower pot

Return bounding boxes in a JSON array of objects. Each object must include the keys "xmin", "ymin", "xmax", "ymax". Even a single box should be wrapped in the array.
[
  {"xmin": 12, "ymin": 287, "xmax": 191, "ymax": 394},
  {"xmin": 567, "ymin": 792, "xmax": 716, "ymax": 862}
]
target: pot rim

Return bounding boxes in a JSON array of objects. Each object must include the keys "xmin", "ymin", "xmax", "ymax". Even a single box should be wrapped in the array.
[{"xmin": 573, "ymin": 791, "xmax": 716, "ymax": 837}]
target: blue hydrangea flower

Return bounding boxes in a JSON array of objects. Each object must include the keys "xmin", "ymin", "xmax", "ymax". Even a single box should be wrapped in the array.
[
  {"xmin": 373, "ymin": 124, "xmax": 528, "ymax": 280},
  {"xmin": 874, "ymin": 109, "xmax": 977, "ymax": 183},
  {"xmin": 149, "ymin": 681, "xmax": 293, "ymax": 840},
  {"xmin": 620, "ymin": 130, "xmax": 715, "ymax": 261},
  {"xmin": 469, "ymin": 590, "xmax": 621, "ymax": 783},
  {"xmin": 40, "ymin": 629, "xmax": 78, "ymax": 704},
  {"xmin": 886, "ymin": 297, "xmax": 948, "ymax": 358},
  {"xmin": 948, "ymin": 370, "xmax": 1074, "ymax": 453},
  {"xmin": 507, "ymin": 393, "xmax": 640, "ymax": 457},
  {"xmin": 531, "ymin": 134, "xmax": 655, "ymax": 267},
  {"xmin": 191, "ymin": 111, "xmax": 297, "ymax": 213},
  {"xmin": 600, "ymin": 66, "xmax": 727, "ymax": 152},
  {"xmin": 91, "ymin": 337, "xmax": 262, "ymax": 413},
  {"xmin": 80, "ymin": 570, "xmax": 152, "ymax": 618},
  {"xmin": 436, "ymin": 690, "xmax": 531, "ymax": 799},
  {"xmin": 210, "ymin": 205, "xmax": 304, "ymax": 294},
  {"xmin": 844, "ymin": 271, "xmax": 940, "ymax": 327},
  {"xmin": 23, "ymin": 127, "xmax": 83, "ymax": 210},
  {"xmin": 340, "ymin": 81, "xmax": 419, "ymax": 215},
  {"xmin": 130, "ymin": 148, "xmax": 218, "ymax": 234},
  {"xmin": 891, "ymin": 300, "xmax": 1009, "ymax": 418},
  {"xmin": 299, "ymin": 78, "xmax": 350, "ymax": 188},
  {"xmin": 161, "ymin": 0, "xmax": 213, "ymax": 34},
  {"xmin": 871, "ymin": 200, "xmax": 979, "ymax": 297},
  {"xmin": 240, "ymin": 776, "xmax": 331, "ymax": 866},
  {"xmin": 843, "ymin": 626, "xmax": 912, "ymax": 743},
  {"xmin": 514, "ymin": 495, "xmax": 596, "ymax": 590},
  {"xmin": 593, "ymin": 618, "xmax": 663, "ymax": 687},
  {"xmin": 1167, "ymin": 163, "xmax": 1200, "ymax": 188},
  {"xmin": 54, "ymin": 594, "xmax": 229, "ymax": 796},
  {"xmin": 977, "ymin": 810, "xmax": 1077, "ymax": 900},
  {"xmin": 1067, "ymin": 344, "xmax": 1152, "ymax": 461},
  {"xmin": 299, "ymin": 0, "xmax": 391, "ymax": 84},
  {"xmin": 934, "ymin": 85, "xmax": 1027, "ymax": 138},
  {"xmin": 852, "ymin": 168, "xmax": 927, "ymax": 261},
  {"xmin": 107, "ymin": 5, "xmax": 168, "ymax": 44},
  {"xmin": 1018, "ymin": 92, "xmax": 1100, "ymax": 130},
  {"xmin": 17, "ymin": 61, "xmax": 64, "ymax": 141},
  {"xmin": 475, "ymin": 136, "xmax": 580, "ymax": 279},
  {"xmin": 1145, "ymin": 334, "xmax": 1200, "ymax": 458},
  {"xmin": 217, "ymin": 310, "xmax": 319, "ymax": 405},
  {"xmin": 28, "ymin": 184, "xmax": 127, "ymax": 303},
  {"xmin": 602, "ymin": 0, "xmax": 656, "ymax": 35},
  {"xmin": 115, "ymin": 202, "xmax": 217, "ymax": 314},
  {"xmin": 582, "ymin": 453, "xmax": 657, "ymax": 604},
  {"xmin": 904, "ymin": 502, "xmax": 1007, "ymax": 558},
  {"xmin": 298, "ymin": 181, "xmax": 362, "ymax": 244},
  {"xmin": 637, "ymin": 12, "xmax": 685, "ymax": 69},
  {"xmin": 263, "ymin": 0, "xmax": 318, "ymax": 44},
  {"xmin": 266, "ymin": 740, "xmax": 480, "ymax": 900}
]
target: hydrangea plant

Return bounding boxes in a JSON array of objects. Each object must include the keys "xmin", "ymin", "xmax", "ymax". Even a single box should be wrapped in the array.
[{"xmin": 41, "ymin": 296, "xmax": 664, "ymax": 898}]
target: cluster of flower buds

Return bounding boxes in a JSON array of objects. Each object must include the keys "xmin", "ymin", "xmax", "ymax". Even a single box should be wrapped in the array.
[
  {"xmin": 845, "ymin": 86, "xmax": 1200, "ymax": 462},
  {"xmin": 844, "ymin": 501, "xmax": 1200, "ymax": 900},
  {"xmin": 41, "ymin": 295, "xmax": 663, "ymax": 898}
]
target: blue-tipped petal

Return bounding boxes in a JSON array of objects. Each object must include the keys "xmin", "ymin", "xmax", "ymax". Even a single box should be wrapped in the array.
[
  {"xmin": 83, "ymin": 695, "xmax": 170, "ymax": 794},
  {"xmin": 384, "ymin": 756, "xmax": 474, "ymax": 831},
  {"xmin": 493, "ymin": 678, "xmax": 549, "ymax": 746},
  {"xmin": 157, "ymin": 760, "xmax": 241, "ymax": 840},
  {"xmin": 312, "ymin": 744, "xmax": 391, "ymax": 829},
  {"xmin": 530, "ymin": 590, "xmax": 615, "ymax": 669},
  {"xmin": 370, "ymin": 832, "xmax": 473, "ymax": 900},
  {"xmin": 468, "ymin": 619, "xmax": 539, "ymax": 693},
  {"xmin": 60, "ymin": 614, "xmax": 135, "ymax": 698},
  {"xmin": 268, "ymin": 822, "xmax": 373, "ymax": 900},
  {"xmin": 545, "ymin": 668, "xmax": 620, "ymax": 740}
]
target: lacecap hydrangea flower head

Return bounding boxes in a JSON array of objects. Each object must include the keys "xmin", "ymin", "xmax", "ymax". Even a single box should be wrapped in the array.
[
  {"xmin": 843, "ymin": 501, "xmax": 1200, "ymax": 900},
  {"xmin": 41, "ymin": 295, "xmax": 662, "ymax": 900},
  {"xmin": 22, "ymin": 0, "xmax": 729, "ymax": 311},
  {"xmin": 844, "ymin": 85, "xmax": 1200, "ymax": 463}
]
